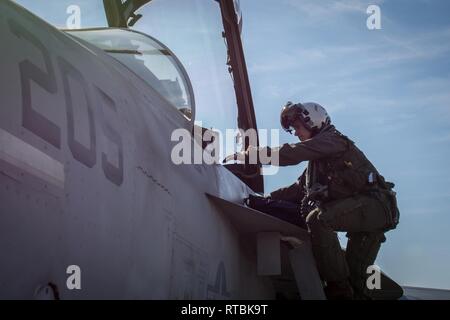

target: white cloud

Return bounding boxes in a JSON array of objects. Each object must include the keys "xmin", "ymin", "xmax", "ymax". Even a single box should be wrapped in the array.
[
  {"xmin": 250, "ymin": 27, "xmax": 450, "ymax": 78},
  {"xmin": 284, "ymin": 0, "xmax": 385, "ymax": 19},
  {"xmin": 430, "ymin": 133, "xmax": 450, "ymax": 144}
]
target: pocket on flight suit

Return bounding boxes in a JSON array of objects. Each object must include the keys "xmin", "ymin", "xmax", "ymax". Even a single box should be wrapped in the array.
[{"xmin": 319, "ymin": 195, "xmax": 388, "ymax": 233}]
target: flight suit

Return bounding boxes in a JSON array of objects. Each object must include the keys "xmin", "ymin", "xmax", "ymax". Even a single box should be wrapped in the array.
[{"xmin": 268, "ymin": 125, "xmax": 398, "ymax": 296}]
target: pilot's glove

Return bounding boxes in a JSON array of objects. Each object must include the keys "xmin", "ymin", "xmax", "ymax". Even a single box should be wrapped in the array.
[
  {"xmin": 222, "ymin": 150, "xmax": 246, "ymax": 163},
  {"xmin": 222, "ymin": 146, "xmax": 259, "ymax": 164}
]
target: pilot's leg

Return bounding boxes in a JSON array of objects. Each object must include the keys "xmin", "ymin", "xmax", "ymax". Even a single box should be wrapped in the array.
[
  {"xmin": 314, "ymin": 194, "xmax": 389, "ymax": 299},
  {"xmin": 305, "ymin": 208, "xmax": 352, "ymax": 299}
]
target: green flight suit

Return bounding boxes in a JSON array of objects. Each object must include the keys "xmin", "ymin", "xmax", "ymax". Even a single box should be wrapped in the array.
[{"xmin": 268, "ymin": 125, "xmax": 398, "ymax": 295}]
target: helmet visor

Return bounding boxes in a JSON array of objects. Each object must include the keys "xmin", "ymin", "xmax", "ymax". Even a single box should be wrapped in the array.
[
  {"xmin": 281, "ymin": 115, "xmax": 297, "ymax": 134},
  {"xmin": 281, "ymin": 114, "xmax": 293, "ymax": 132}
]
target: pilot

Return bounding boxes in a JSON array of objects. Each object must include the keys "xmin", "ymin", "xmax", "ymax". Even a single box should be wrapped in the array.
[{"xmin": 225, "ymin": 101, "xmax": 399, "ymax": 299}]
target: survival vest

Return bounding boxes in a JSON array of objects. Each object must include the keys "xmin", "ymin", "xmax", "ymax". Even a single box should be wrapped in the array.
[{"xmin": 306, "ymin": 129, "xmax": 400, "ymax": 229}]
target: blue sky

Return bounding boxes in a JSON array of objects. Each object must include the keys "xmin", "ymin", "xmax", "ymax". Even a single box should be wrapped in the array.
[
  {"xmin": 14, "ymin": 0, "xmax": 450, "ymax": 289},
  {"xmin": 240, "ymin": 0, "xmax": 450, "ymax": 289}
]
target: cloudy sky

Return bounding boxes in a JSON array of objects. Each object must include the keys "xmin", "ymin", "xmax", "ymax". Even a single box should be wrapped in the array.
[{"xmin": 14, "ymin": 0, "xmax": 450, "ymax": 290}]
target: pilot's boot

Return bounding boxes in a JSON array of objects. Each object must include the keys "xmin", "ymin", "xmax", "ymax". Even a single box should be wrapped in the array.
[{"xmin": 324, "ymin": 279, "xmax": 354, "ymax": 300}]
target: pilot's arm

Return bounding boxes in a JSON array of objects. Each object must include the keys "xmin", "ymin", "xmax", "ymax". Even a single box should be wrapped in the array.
[
  {"xmin": 224, "ymin": 130, "xmax": 348, "ymax": 166},
  {"xmin": 267, "ymin": 130, "xmax": 348, "ymax": 166}
]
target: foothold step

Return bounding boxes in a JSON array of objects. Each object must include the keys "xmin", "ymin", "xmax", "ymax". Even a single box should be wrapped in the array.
[{"xmin": 288, "ymin": 241, "xmax": 326, "ymax": 300}]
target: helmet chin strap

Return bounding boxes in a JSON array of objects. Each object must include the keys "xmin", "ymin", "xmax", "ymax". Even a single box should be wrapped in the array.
[{"xmin": 315, "ymin": 123, "xmax": 332, "ymax": 136}]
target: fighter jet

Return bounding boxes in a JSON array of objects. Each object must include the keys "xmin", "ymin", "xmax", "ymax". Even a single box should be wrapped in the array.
[{"xmin": 0, "ymin": 0, "xmax": 420, "ymax": 300}]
